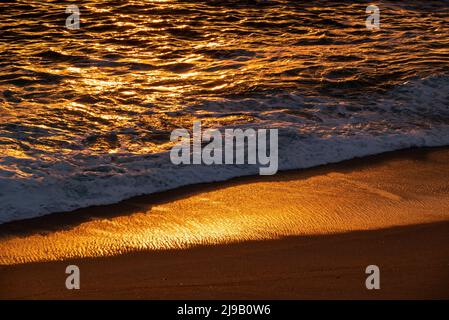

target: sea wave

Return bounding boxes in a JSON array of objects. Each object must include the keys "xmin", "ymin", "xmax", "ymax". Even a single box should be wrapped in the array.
[{"xmin": 1, "ymin": 74, "xmax": 449, "ymax": 223}]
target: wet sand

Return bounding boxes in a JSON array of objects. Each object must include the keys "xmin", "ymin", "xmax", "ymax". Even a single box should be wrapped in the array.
[{"xmin": 1, "ymin": 147, "xmax": 449, "ymax": 299}]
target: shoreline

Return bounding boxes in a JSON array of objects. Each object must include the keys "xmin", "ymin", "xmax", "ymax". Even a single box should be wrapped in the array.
[
  {"xmin": 1, "ymin": 145, "xmax": 448, "ymax": 231},
  {"xmin": 1, "ymin": 146, "xmax": 449, "ymax": 298}
]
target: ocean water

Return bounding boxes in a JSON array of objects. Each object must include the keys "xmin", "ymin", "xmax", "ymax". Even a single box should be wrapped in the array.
[{"xmin": 1, "ymin": 0, "xmax": 449, "ymax": 223}]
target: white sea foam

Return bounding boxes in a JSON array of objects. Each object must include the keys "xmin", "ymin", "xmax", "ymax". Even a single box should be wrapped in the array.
[{"xmin": 1, "ymin": 75, "xmax": 449, "ymax": 224}]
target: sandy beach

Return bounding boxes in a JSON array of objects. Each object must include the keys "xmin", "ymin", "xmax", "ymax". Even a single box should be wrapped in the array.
[{"xmin": 1, "ymin": 147, "xmax": 449, "ymax": 299}]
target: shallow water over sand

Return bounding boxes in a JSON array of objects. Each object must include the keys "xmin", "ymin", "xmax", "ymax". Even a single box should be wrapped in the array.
[{"xmin": 1, "ymin": 148, "xmax": 449, "ymax": 265}]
